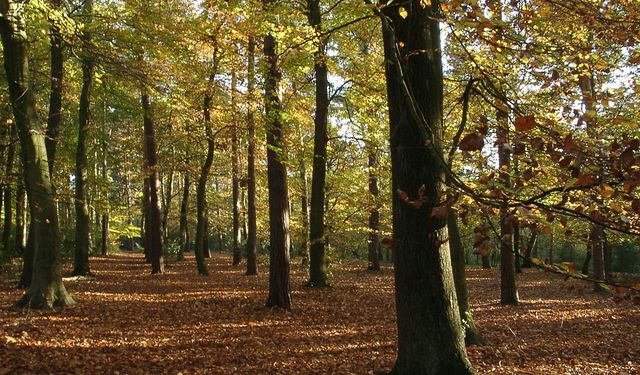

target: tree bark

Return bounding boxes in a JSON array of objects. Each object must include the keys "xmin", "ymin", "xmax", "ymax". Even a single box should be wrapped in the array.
[
  {"xmin": 3, "ymin": 122, "xmax": 16, "ymax": 254},
  {"xmin": 380, "ymin": 1, "xmax": 474, "ymax": 373},
  {"xmin": 306, "ymin": 0, "xmax": 329, "ymax": 287},
  {"xmin": 161, "ymin": 170, "xmax": 174, "ymax": 247},
  {"xmin": 448, "ymin": 209, "xmax": 483, "ymax": 345},
  {"xmin": 45, "ymin": 0, "xmax": 63, "ymax": 177},
  {"xmin": 14, "ymin": 176, "xmax": 26, "ymax": 256},
  {"xmin": 263, "ymin": 1, "xmax": 291, "ymax": 308},
  {"xmin": 73, "ymin": 0, "xmax": 95, "ymax": 276},
  {"xmin": 299, "ymin": 158, "xmax": 310, "ymax": 267},
  {"xmin": 194, "ymin": 76, "xmax": 215, "ymax": 276},
  {"xmin": 231, "ymin": 71, "xmax": 242, "ymax": 266},
  {"xmin": 367, "ymin": 152, "xmax": 380, "ymax": 271},
  {"xmin": 141, "ymin": 92, "xmax": 164, "ymax": 274},
  {"xmin": 246, "ymin": 35, "xmax": 258, "ymax": 275},
  {"xmin": 100, "ymin": 109, "xmax": 109, "ymax": 257},
  {"xmin": 178, "ymin": 172, "xmax": 189, "ymax": 260},
  {"xmin": 1, "ymin": 0, "xmax": 74, "ymax": 307},
  {"xmin": 497, "ymin": 108, "xmax": 518, "ymax": 305}
]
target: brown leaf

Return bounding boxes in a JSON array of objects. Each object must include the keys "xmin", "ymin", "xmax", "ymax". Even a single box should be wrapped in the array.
[
  {"xmin": 514, "ymin": 115, "xmax": 536, "ymax": 132},
  {"xmin": 459, "ymin": 133, "xmax": 484, "ymax": 152}
]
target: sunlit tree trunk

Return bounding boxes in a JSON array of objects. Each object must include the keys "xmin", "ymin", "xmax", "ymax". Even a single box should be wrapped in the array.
[
  {"xmin": 1, "ymin": 0, "xmax": 74, "ymax": 307},
  {"xmin": 246, "ymin": 35, "xmax": 258, "ymax": 275},
  {"xmin": 263, "ymin": 0, "xmax": 291, "ymax": 308},
  {"xmin": 141, "ymin": 92, "xmax": 164, "ymax": 274},
  {"xmin": 380, "ymin": 1, "xmax": 474, "ymax": 373},
  {"xmin": 73, "ymin": 0, "xmax": 95, "ymax": 276}
]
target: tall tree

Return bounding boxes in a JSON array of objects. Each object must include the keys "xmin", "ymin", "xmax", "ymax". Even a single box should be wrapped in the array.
[
  {"xmin": 231, "ymin": 71, "xmax": 242, "ymax": 266},
  {"xmin": 72, "ymin": 0, "xmax": 95, "ymax": 276},
  {"xmin": 45, "ymin": 0, "xmax": 63, "ymax": 176},
  {"xmin": 379, "ymin": 0, "xmax": 474, "ymax": 373},
  {"xmin": 367, "ymin": 152, "xmax": 380, "ymax": 271},
  {"xmin": 2, "ymin": 122, "xmax": 16, "ymax": 254},
  {"xmin": 178, "ymin": 171, "xmax": 190, "ymax": 261},
  {"xmin": 141, "ymin": 91, "xmax": 164, "ymax": 274},
  {"xmin": 1, "ymin": 0, "xmax": 74, "ymax": 307},
  {"xmin": 245, "ymin": 35, "xmax": 258, "ymax": 276},
  {"xmin": 497, "ymin": 106, "xmax": 518, "ymax": 305},
  {"xmin": 306, "ymin": 0, "xmax": 329, "ymax": 287},
  {"xmin": 263, "ymin": 0, "xmax": 291, "ymax": 309}
]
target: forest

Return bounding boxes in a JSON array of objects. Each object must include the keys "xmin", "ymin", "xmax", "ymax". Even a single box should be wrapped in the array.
[{"xmin": 0, "ymin": 0, "xmax": 639, "ymax": 373}]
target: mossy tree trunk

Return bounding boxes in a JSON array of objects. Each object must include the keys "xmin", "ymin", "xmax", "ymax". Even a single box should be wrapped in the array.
[{"xmin": 1, "ymin": 0, "xmax": 73, "ymax": 307}]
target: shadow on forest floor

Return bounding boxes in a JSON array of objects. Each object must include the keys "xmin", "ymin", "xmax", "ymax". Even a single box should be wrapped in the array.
[{"xmin": 0, "ymin": 253, "xmax": 638, "ymax": 374}]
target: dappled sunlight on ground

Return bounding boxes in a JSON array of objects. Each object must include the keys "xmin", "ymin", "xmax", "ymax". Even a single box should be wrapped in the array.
[{"xmin": 0, "ymin": 253, "xmax": 637, "ymax": 374}]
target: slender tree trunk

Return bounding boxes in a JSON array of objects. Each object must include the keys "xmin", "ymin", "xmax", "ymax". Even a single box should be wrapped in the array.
[
  {"xmin": 603, "ymin": 231, "xmax": 611, "ymax": 281},
  {"xmin": 100, "ymin": 116, "xmax": 109, "ymax": 256},
  {"xmin": 231, "ymin": 72, "xmax": 242, "ymax": 266},
  {"xmin": 3, "ymin": 123, "xmax": 16, "ymax": 254},
  {"xmin": 590, "ymin": 224, "xmax": 606, "ymax": 291},
  {"xmin": 367, "ymin": 152, "xmax": 380, "ymax": 271},
  {"xmin": 263, "ymin": 2, "xmax": 291, "ymax": 308},
  {"xmin": 194, "ymin": 75, "xmax": 216, "ymax": 276},
  {"xmin": 142, "ymin": 178, "xmax": 151, "ymax": 262},
  {"xmin": 178, "ymin": 172, "xmax": 189, "ymax": 260},
  {"xmin": 73, "ymin": 1, "xmax": 95, "ymax": 276},
  {"xmin": 299, "ymin": 158, "xmax": 310, "ymax": 267},
  {"xmin": 307, "ymin": 0, "xmax": 329, "ymax": 287},
  {"xmin": 521, "ymin": 230, "xmax": 537, "ymax": 268},
  {"xmin": 46, "ymin": 0, "xmax": 63, "ymax": 177},
  {"xmin": 582, "ymin": 245, "xmax": 591, "ymax": 275},
  {"xmin": 203, "ymin": 207, "xmax": 211, "ymax": 258},
  {"xmin": 481, "ymin": 254, "xmax": 491, "ymax": 269},
  {"xmin": 141, "ymin": 92, "xmax": 164, "ymax": 274},
  {"xmin": 497, "ymin": 108, "xmax": 518, "ymax": 305},
  {"xmin": 15, "ymin": 176, "xmax": 25, "ymax": 256},
  {"xmin": 1, "ymin": 0, "xmax": 74, "ymax": 307},
  {"xmin": 161, "ymin": 170, "xmax": 174, "ymax": 247},
  {"xmin": 380, "ymin": 2, "xmax": 474, "ymax": 373},
  {"xmin": 448, "ymin": 209, "xmax": 483, "ymax": 345},
  {"xmin": 246, "ymin": 35, "xmax": 258, "ymax": 275},
  {"xmin": 514, "ymin": 224, "xmax": 521, "ymax": 273}
]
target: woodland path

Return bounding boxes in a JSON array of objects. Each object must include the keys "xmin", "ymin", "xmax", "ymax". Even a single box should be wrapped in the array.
[{"xmin": 0, "ymin": 252, "xmax": 638, "ymax": 374}]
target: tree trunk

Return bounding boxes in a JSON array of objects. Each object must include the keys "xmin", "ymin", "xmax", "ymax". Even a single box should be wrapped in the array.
[
  {"xmin": 178, "ymin": 172, "xmax": 189, "ymax": 260},
  {"xmin": 590, "ymin": 224, "xmax": 606, "ymax": 292},
  {"xmin": 263, "ymin": 2, "xmax": 291, "ymax": 308},
  {"xmin": 142, "ymin": 178, "xmax": 151, "ymax": 262},
  {"xmin": 194, "ymin": 77, "xmax": 215, "ymax": 276},
  {"xmin": 497, "ymin": 108, "xmax": 518, "ymax": 305},
  {"xmin": 367, "ymin": 152, "xmax": 380, "ymax": 271},
  {"xmin": 514, "ymin": 224, "xmax": 521, "ymax": 273},
  {"xmin": 581, "ymin": 245, "xmax": 591, "ymax": 275},
  {"xmin": 100, "ymin": 113, "xmax": 109, "ymax": 257},
  {"xmin": 1, "ymin": 0, "xmax": 74, "ymax": 307},
  {"xmin": 45, "ymin": 0, "xmax": 63, "ymax": 177},
  {"xmin": 380, "ymin": 2, "xmax": 474, "ymax": 373},
  {"xmin": 161, "ymin": 170, "xmax": 174, "ymax": 247},
  {"xmin": 141, "ymin": 92, "xmax": 164, "ymax": 274},
  {"xmin": 3, "ymin": 122, "xmax": 16, "ymax": 254},
  {"xmin": 448, "ymin": 209, "xmax": 483, "ymax": 346},
  {"xmin": 73, "ymin": 3, "xmax": 95, "ymax": 276},
  {"xmin": 481, "ymin": 254, "xmax": 491, "ymax": 269},
  {"xmin": 246, "ymin": 35, "xmax": 258, "ymax": 275},
  {"xmin": 299, "ymin": 158, "xmax": 310, "ymax": 267},
  {"xmin": 306, "ymin": 0, "xmax": 329, "ymax": 287},
  {"xmin": 231, "ymin": 71, "xmax": 242, "ymax": 266},
  {"xmin": 14, "ymin": 176, "xmax": 25, "ymax": 256},
  {"xmin": 521, "ymin": 230, "xmax": 537, "ymax": 268}
]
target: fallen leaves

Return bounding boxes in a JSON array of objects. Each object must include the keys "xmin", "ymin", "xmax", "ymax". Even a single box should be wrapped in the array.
[{"xmin": 0, "ymin": 254, "xmax": 637, "ymax": 374}]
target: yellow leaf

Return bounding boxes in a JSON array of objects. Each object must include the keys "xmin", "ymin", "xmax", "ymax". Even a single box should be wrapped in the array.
[{"xmin": 398, "ymin": 6, "xmax": 408, "ymax": 18}]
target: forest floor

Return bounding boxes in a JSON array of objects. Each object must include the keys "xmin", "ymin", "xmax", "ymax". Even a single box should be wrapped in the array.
[{"xmin": 0, "ymin": 252, "xmax": 639, "ymax": 375}]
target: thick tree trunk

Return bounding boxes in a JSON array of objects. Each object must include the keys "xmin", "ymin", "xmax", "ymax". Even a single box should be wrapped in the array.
[
  {"xmin": 263, "ymin": 3, "xmax": 291, "ymax": 308},
  {"xmin": 141, "ymin": 92, "xmax": 164, "ymax": 274},
  {"xmin": 178, "ymin": 172, "xmax": 189, "ymax": 260},
  {"xmin": 46, "ymin": 0, "xmax": 63, "ymax": 177},
  {"xmin": 231, "ymin": 72, "xmax": 242, "ymax": 266},
  {"xmin": 246, "ymin": 35, "xmax": 258, "ymax": 275},
  {"xmin": 307, "ymin": 0, "xmax": 329, "ymax": 287},
  {"xmin": 380, "ymin": 1, "xmax": 474, "ymax": 373},
  {"xmin": 497, "ymin": 108, "xmax": 518, "ymax": 305},
  {"xmin": 367, "ymin": 152, "xmax": 380, "ymax": 271},
  {"xmin": 73, "ymin": 7, "xmax": 95, "ymax": 276},
  {"xmin": 1, "ymin": 0, "xmax": 73, "ymax": 307},
  {"xmin": 194, "ymin": 80, "xmax": 215, "ymax": 276},
  {"xmin": 448, "ymin": 209, "xmax": 483, "ymax": 346}
]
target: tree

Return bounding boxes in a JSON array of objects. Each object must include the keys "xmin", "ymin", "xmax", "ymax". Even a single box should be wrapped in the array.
[
  {"xmin": 231, "ymin": 71, "xmax": 242, "ymax": 266},
  {"xmin": 141, "ymin": 91, "xmax": 164, "ymax": 274},
  {"xmin": 263, "ymin": 0, "xmax": 291, "ymax": 309},
  {"xmin": 1, "ymin": 0, "xmax": 74, "ymax": 308},
  {"xmin": 379, "ymin": 0, "xmax": 474, "ymax": 373},
  {"xmin": 306, "ymin": 0, "xmax": 330, "ymax": 287},
  {"xmin": 72, "ymin": 0, "xmax": 95, "ymax": 276},
  {"xmin": 245, "ymin": 34, "xmax": 258, "ymax": 276}
]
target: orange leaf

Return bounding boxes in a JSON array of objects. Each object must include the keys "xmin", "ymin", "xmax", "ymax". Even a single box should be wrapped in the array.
[{"xmin": 514, "ymin": 115, "xmax": 536, "ymax": 132}]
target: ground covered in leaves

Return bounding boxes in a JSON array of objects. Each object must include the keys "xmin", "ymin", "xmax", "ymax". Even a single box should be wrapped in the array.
[{"xmin": 0, "ymin": 252, "xmax": 638, "ymax": 374}]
